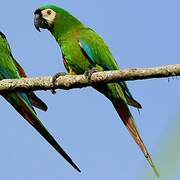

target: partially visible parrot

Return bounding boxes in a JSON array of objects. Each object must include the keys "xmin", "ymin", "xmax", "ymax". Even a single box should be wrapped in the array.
[
  {"xmin": 34, "ymin": 5, "xmax": 159, "ymax": 176},
  {"xmin": 0, "ymin": 32, "xmax": 80, "ymax": 172}
]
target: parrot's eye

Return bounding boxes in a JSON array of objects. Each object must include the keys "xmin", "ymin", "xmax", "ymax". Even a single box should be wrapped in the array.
[
  {"xmin": 40, "ymin": 8, "xmax": 56, "ymax": 26},
  {"xmin": 47, "ymin": 10, "xmax": 52, "ymax": 15}
]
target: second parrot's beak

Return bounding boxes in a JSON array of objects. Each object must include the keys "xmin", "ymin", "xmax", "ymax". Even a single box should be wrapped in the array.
[{"xmin": 34, "ymin": 10, "xmax": 49, "ymax": 32}]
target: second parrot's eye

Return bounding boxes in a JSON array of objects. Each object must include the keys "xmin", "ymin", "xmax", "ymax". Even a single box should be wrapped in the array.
[{"xmin": 47, "ymin": 10, "xmax": 52, "ymax": 15}]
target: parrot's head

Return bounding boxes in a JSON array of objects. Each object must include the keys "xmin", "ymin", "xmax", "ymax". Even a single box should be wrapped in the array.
[
  {"xmin": 0, "ymin": 32, "xmax": 7, "ymax": 40},
  {"xmin": 34, "ymin": 5, "xmax": 82, "ymax": 36},
  {"xmin": 34, "ymin": 5, "xmax": 58, "ymax": 32}
]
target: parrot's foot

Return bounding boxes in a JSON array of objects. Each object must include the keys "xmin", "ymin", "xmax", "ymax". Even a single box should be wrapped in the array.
[
  {"xmin": 51, "ymin": 72, "xmax": 67, "ymax": 94},
  {"xmin": 84, "ymin": 68, "xmax": 98, "ymax": 82}
]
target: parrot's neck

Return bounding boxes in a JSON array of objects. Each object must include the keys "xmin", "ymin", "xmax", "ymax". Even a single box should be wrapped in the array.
[{"xmin": 50, "ymin": 14, "xmax": 83, "ymax": 45}]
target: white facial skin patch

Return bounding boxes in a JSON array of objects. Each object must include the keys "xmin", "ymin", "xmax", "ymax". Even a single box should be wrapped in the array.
[{"xmin": 41, "ymin": 9, "xmax": 56, "ymax": 26}]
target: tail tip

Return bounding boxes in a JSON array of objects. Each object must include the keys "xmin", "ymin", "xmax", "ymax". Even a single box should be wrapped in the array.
[{"xmin": 74, "ymin": 165, "xmax": 81, "ymax": 173}]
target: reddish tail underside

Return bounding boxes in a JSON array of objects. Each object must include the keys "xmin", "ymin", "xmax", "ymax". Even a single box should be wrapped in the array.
[{"xmin": 113, "ymin": 99, "xmax": 159, "ymax": 177}]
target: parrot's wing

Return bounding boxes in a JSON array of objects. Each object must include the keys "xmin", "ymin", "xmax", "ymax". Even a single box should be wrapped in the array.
[
  {"xmin": 11, "ymin": 55, "xmax": 27, "ymax": 77},
  {"xmin": 120, "ymin": 81, "xmax": 142, "ymax": 108},
  {"xmin": 79, "ymin": 29, "xmax": 141, "ymax": 108},
  {"xmin": 11, "ymin": 55, "xmax": 48, "ymax": 111},
  {"xmin": 0, "ymin": 54, "xmax": 36, "ymax": 113},
  {"xmin": 79, "ymin": 32, "xmax": 119, "ymax": 71}
]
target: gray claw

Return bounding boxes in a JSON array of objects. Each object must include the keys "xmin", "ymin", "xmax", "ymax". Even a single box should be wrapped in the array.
[
  {"xmin": 84, "ymin": 68, "xmax": 98, "ymax": 82},
  {"xmin": 51, "ymin": 72, "xmax": 67, "ymax": 94}
]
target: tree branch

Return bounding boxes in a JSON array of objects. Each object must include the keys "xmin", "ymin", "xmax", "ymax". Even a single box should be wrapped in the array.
[{"xmin": 0, "ymin": 64, "xmax": 180, "ymax": 93}]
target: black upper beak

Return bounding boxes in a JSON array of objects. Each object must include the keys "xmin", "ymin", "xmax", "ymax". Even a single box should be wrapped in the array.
[
  {"xmin": 34, "ymin": 13, "xmax": 41, "ymax": 32},
  {"xmin": 34, "ymin": 9, "xmax": 49, "ymax": 32}
]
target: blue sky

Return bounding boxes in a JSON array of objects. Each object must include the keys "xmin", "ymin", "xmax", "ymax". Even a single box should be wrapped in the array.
[{"xmin": 0, "ymin": 1, "xmax": 180, "ymax": 179}]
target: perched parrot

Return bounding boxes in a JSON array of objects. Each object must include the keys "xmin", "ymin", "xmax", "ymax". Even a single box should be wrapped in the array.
[
  {"xmin": 34, "ymin": 5, "xmax": 159, "ymax": 176},
  {"xmin": 0, "ymin": 32, "xmax": 80, "ymax": 172}
]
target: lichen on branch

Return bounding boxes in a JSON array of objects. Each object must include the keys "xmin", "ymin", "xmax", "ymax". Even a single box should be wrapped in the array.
[{"xmin": 0, "ymin": 64, "xmax": 179, "ymax": 93}]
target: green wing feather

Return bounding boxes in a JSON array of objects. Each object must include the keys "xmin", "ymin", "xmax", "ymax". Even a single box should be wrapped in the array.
[{"xmin": 79, "ymin": 28, "xmax": 141, "ymax": 108}]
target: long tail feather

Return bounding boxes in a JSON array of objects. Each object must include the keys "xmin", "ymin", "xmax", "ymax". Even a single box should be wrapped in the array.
[
  {"xmin": 113, "ymin": 99, "xmax": 159, "ymax": 177},
  {"xmin": 4, "ymin": 93, "xmax": 80, "ymax": 172}
]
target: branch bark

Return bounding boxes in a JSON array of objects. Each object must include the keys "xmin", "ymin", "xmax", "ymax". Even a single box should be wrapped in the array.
[{"xmin": 0, "ymin": 64, "xmax": 180, "ymax": 93}]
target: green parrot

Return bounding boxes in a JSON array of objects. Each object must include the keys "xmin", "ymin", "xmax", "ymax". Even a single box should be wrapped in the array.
[
  {"xmin": 0, "ymin": 32, "xmax": 80, "ymax": 172},
  {"xmin": 34, "ymin": 5, "xmax": 159, "ymax": 176}
]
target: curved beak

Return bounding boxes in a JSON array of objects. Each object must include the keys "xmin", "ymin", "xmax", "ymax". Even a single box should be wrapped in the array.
[
  {"xmin": 34, "ymin": 9, "xmax": 49, "ymax": 32},
  {"xmin": 34, "ymin": 13, "xmax": 41, "ymax": 32}
]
